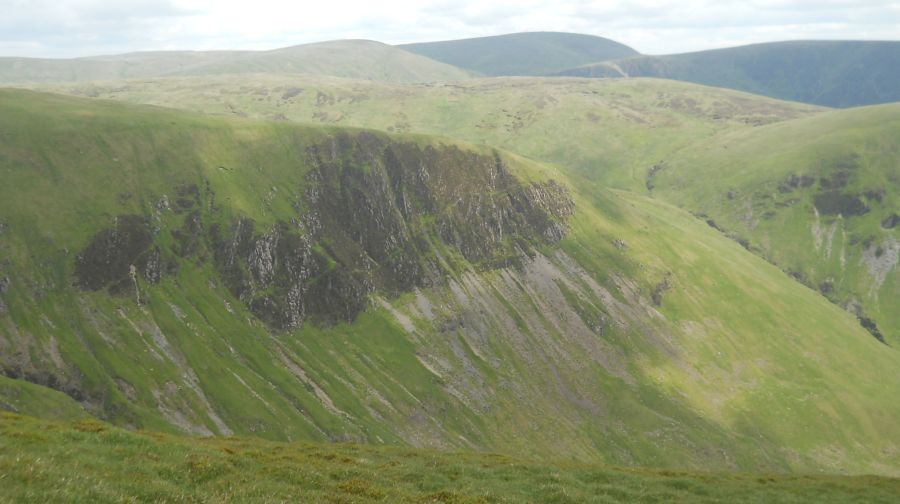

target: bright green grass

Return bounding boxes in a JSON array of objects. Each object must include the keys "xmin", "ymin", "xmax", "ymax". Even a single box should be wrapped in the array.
[
  {"xmin": 45, "ymin": 74, "xmax": 892, "ymax": 345},
  {"xmin": 2, "ymin": 89, "xmax": 900, "ymax": 477},
  {"xmin": 0, "ymin": 377, "xmax": 90, "ymax": 422},
  {"xmin": 655, "ymin": 103, "xmax": 900, "ymax": 345},
  {"xmin": 2, "ymin": 412, "xmax": 899, "ymax": 504},
  {"xmin": 50, "ymin": 74, "xmax": 895, "ymax": 351}
]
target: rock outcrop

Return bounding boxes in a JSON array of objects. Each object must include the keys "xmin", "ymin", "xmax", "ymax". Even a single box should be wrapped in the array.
[
  {"xmin": 216, "ymin": 133, "xmax": 574, "ymax": 330},
  {"xmin": 75, "ymin": 132, "xmax": 574, "ymax": 331},
  {"xmin": 74, "ymin": 215, "xmax": 175, "ymax": 294}
]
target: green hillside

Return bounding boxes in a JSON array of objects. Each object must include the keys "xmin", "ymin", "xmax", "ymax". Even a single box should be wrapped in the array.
[
  {"xmin": 3, "ymin": 412, "xmax": 899, "ymax": 504},
  {"xmin": 0, "ymin": 40, "xmax": 472, "ymax": 84},
  {"xmin": 653, "ymin": 103, "xmax": 900, "ymax": 346},
  {"xmin": 400, "ymin": 32, "xmax": 638, "ymax": 76},
  {"xmin": 38, "ymin": 76, "xmax": 897, "ymax": 349},
  {"xmin": 42, "ymin": 75, "xmax": 819, "ymax": 192},
  {"xmin": 58, "ymin": 75, "xmax": 897, "ymax": 348},
  {"xmin": 0, "ymin": 376, "xmax": 90, "ymax": 422},
  {"xmin": 559, "ymin": 40, "xmax": 900, "ymax": 107},
  {"xmin": 2, "ymin": 89, "xmax": 900, "ymax": 476}
]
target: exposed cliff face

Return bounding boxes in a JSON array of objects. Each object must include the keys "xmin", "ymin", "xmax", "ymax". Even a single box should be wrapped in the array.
[
  {"xmin": 73, "ymin": 132, "xmax": 574, "ymax": 331},
  {"xmin": 212, "ymin": 218, "xmax": 369, "ymax": 328},
  {"xmin": 74, "ymin": 215, "xmax": 175, "ymax": 295},
  {"xmin": 214, "ymin": 133, "xmax": 573, "ymax": 330},
  {"xmin": 302, "ymin": 132, "xmax": 573, "ymax": 271}
]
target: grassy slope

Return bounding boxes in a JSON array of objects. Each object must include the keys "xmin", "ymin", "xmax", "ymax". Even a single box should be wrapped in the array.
[
  {"xmin": 560, "ymin": 41, "xmax": 900, "ymax": 107},
  {"xmin": 399, "ymin": 32, "xmax": 639, "ymax": 76},
  {"xmin": 0, "ymin": 41, "xmax": 472, "ymax": 84},
  {"xmin": 3, "ymin": 413, "xmax": 900, "ymax": 504},
  {"xmin": 0, "ymin": 377, "xmax": 90, "ymax": 421},
  {"xmin": 0, "ymin": 89, "xmax": 489, "ymax": 444},
  {"xmin": 40, "ymin": 75, "xmax": 820, "ymax": 192},
  {"xmin": 653, "ymin": 103, "xmax": 900, "ymax": 346},
  {"xmin": 56, "ymin": 75, "xmax": 896, "ymax": 344},
  {"xmin": 56, "ymin": 76, "xmax": 900, "ymax": 348},
  {"xmin": 1, "ymin": 89, "xmax": 899, "ymax": 475}
]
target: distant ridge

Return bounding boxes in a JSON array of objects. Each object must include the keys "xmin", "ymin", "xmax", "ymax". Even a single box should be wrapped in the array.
[
  {"xmin": 0, "ymin": 40, "xmax": 473, "ymax": 84},
  {"xmin": 400, "ymin": 31, "xmax": 638, "ymax": 76},
  {"xmin": 559, "ymin": 40, "xmax": 900, "ymax": 107}
]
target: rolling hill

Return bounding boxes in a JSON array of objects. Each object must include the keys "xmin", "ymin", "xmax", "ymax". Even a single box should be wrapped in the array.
[
  {"xmin": 400, "ymin": 31, "xmax": 638, "ymax": 76},
  {"xmin": 2, "ymin": 88, "xmax": 900, "ymax": 476},
  {"xmin": 42, "ymin": 75, "xmax": 820, "ymax": 191},
  {"xmin": 0, "ymin": 40, "xmax": 472, "ymax": 84},
  {"xmin": 559, "ymin": 40, "xmax": 900, "ymax": 107},
  {"xmin": 653, "ymin": 103, "xmax": 900, "ymax": 346},
  {"xmin": 58, "ymin": 75, "xmax": 896, "ymax": 347}
]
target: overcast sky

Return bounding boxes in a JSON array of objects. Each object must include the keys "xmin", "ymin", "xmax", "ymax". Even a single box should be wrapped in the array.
[{"xmin": 2, "ymin": 0, "xmax": 899, "ymax": 58}]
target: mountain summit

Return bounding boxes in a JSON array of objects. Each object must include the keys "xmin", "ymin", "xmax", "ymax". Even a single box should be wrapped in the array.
[{"xmin": 400, "ymin": 31, "xmax": 638, "ymax": 76}]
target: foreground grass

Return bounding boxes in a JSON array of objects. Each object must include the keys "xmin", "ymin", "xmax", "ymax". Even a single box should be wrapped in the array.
[{"xmin": 1, "ymin": 413, "xmax": 898, "ymax": 504}]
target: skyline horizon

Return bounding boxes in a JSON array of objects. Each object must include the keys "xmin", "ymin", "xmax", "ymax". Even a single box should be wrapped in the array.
[
  {"xmin": 3, "ymin": 30, "xmax": 900, "ymax": 60},
  {"xmin": 4, "ymin": 0, "xmax": 899, "ymax": 59}
]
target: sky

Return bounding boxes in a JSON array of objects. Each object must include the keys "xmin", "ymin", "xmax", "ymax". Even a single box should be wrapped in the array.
[{"xmin": 2, "ymin": 0, "xmax": 899, "ymax": 58}]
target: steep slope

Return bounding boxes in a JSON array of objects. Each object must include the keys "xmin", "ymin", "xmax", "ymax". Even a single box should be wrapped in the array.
[
  {"xmin": 0, "ymin": 41, "xmax": 472, "ymax": 84},
  {"xmin": 559, "ymin": 40, "xmax": 900, "ymax": 107},
  {"xmin": 400, "ymin": 32, "xmax": 638, "ymax": 76},
  {"xmin": 2, "ymin": 90, "xmax": 900, "ymax": 474},
  {"xmin": 3, "ymin": 413, "xmax": 899, "ymax": 504},
  {"xmin": 48, "ymin": 76, "xmax": 898, "ymax": 361},
  {"xmin": 652, "ymin": 103, "xmax": 900, "ymax": 346},
  {"xmin": 42, "ymin": 75, "xmax": 820, "ymax": 192}
]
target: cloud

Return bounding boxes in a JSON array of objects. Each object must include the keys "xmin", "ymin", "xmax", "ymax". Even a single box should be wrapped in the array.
[
  {"xmin": 0, "ymin": 0, "xmax": 198, "ymax": 56},
  {"xmin": 0, "ymin": 0, "xmax": 898, "ymax": 58}
]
